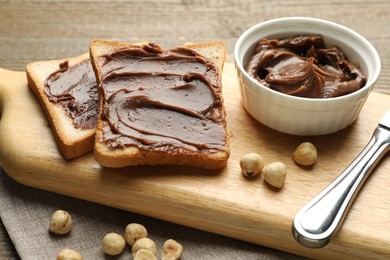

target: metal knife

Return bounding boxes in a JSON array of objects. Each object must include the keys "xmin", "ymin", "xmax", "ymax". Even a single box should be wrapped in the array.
[{"xmin": 292, "ymin": 109, "xmax": 390, "ymax": 248}]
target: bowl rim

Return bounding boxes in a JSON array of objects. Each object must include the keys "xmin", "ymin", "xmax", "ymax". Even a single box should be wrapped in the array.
[{"xmin": 234, "ymin": 17, "xmax": 381, "ymax": 104}]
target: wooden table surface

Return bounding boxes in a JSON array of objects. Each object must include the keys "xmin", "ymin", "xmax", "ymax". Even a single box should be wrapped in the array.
[{"xmin": 1, "ymin": 0, "xmax": 389, "ymax": 259}]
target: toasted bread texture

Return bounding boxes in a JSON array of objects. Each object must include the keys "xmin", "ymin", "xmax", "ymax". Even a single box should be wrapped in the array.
[
  {"xmin": 26, "ymin": 53, "xmax": 97, "ymax": 159},
  {"xmin": 90, "ymin": 40, "xmax": 230, "ymax": 169}
]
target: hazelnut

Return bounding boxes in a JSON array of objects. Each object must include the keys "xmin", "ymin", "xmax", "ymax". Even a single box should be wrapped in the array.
[
  {"xmin": 49, "ymin": 210, "xmax": 72, "ymax": 235},
  {"xmin": 56, "ymin": 248, "xmax": 83, "ymax": 260},
  {"xmin": 161, "ymin": 239, "xmax": 183, "ymax": 260},
  {"xmin": 293, "ymin": 142, "xmax": 317, "ymax": 166},
  {"xmin": 263, "ymin": 162, "xmax": 287, "ymax": 188},
  {"xmin": 134, "ymin": 249, "xmax": 158, "ymax": 260},
  {"xmin": 102, "ymin": 232, "xmax": 126, "ymax": 256},
  {"xmin": 239, "ymin": 153, "xmax": 265, "ymax": 177},
  {"xmin": 125, "ymin": 223, "xmax": 148, "ymax": 246},
  {"xmin": 132, "ymin": 237, "xmax": 158, "ymax": 258}
]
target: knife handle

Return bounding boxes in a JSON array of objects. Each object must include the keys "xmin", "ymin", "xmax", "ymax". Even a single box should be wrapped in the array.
[{"xmin": 292, "ymin": 126, "xmax": 390, "ymax": 248}]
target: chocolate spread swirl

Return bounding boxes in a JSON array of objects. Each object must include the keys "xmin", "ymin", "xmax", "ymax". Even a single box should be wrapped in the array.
[
  {"xmin": 98, "ymin": 43, "xmax": 227, "ymax": 152},
  {"xmin": 245, "ymin": 35, "xmax": 366, "ymax": 98},
  {"xmin": 44, "ymin": 59, "xmax": 98, "ymax": 129}
]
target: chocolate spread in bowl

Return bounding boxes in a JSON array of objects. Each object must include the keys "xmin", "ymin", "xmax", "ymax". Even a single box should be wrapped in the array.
[
  {"xmin": 97, "ymin": 43, "xmax": 228, "ymax": 153},
  {"xmin": 245, "ymin": 35, "xmax": 366, "ymax": 98}
]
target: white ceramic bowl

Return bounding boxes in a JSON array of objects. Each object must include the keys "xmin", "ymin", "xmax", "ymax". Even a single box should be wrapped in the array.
[{"xmin": 234, "ymin": 17, "xmax": 381, "ymax": 135}]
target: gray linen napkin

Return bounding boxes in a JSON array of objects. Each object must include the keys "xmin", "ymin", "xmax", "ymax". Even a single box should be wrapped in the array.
[{"xmin": 0, "ymin": 168, "xmax": 305, "ymax": 260}]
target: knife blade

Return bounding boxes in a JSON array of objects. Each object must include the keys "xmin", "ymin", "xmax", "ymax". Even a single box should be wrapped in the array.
[
  {"xmin": 379, "ymin": 109, "xmax": 390, "ymax": 129},
  {"xmin": 292, "ymin": 109, "xmax": 390, "ymax": 248}
]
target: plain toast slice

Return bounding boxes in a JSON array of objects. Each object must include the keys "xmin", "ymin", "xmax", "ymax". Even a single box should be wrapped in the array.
[
  {"xmin": 90, "ymin": 40, "xmax": 230, "ymax": 169},
  {"xmin": 26, "ymin": 53, "xmax": 98, "ymax": 159}
]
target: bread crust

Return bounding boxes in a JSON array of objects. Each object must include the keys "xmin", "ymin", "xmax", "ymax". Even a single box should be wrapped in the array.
[
  {"xmin": 26, "ymin": 53, "xmax": 96, "ymax": 159},
  {"xmin": 90, "ymin": 40, "xmax": 230, "ymax": 169}
]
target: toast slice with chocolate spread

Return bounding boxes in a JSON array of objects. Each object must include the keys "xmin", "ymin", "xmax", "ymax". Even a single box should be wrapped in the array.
[
  {"xmin": 26, "ymin": 53, "xmax": 98, "ymax": 159},
  {"xmin": 90, "ymin": 40, "xmax": 230, "ymax": 169}
]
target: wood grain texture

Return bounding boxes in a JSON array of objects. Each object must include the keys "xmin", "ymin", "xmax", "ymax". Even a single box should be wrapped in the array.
[
  {"xmin": 1, "ymin": 0, "xmax": 390, "ymax": 258},
  {"xmin": 0, "ymin": 63, "xmax": 389, "ymax": 259}
]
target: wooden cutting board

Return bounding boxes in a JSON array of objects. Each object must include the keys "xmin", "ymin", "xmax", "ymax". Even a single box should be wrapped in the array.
[{"xmin": 0, "ymin": 62, "xmax": 389, "ymax": 259}]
